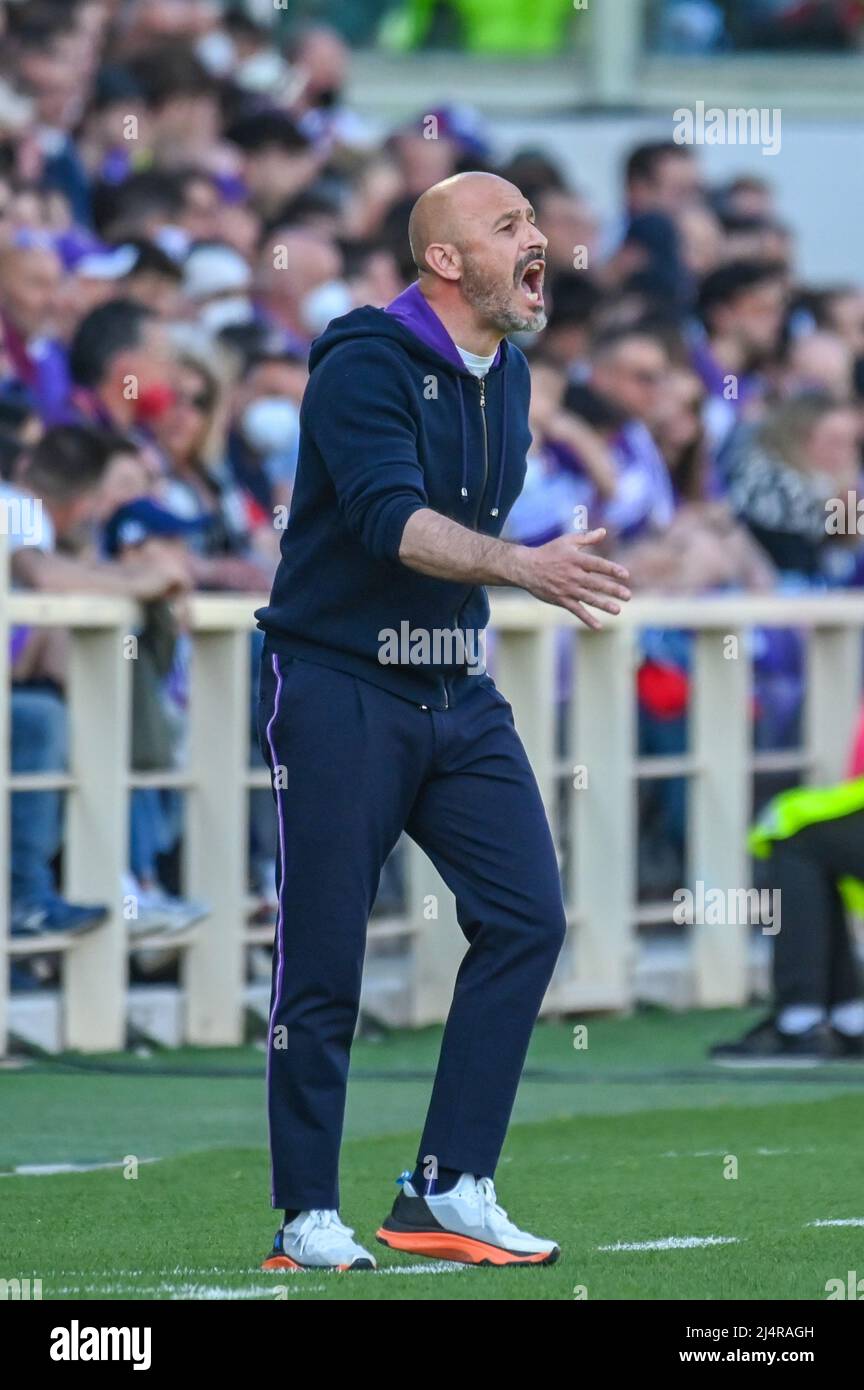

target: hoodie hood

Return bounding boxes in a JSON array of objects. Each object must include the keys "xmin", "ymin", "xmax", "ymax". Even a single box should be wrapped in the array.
[
  {"xmin": 385, "ymin": 281, "xmax": 502, "ymax": 371},
  {"xmin": 308, "ymin": 281, "xmax": 504, "ymax": 375},
  {"xmin": 308, "ymin": 283, "xmax": 510, "ymax": 518}
]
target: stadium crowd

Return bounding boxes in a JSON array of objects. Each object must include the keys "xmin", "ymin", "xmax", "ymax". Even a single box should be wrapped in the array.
[{"xmin": 2, "ymin": 1, "xmax": 864, "ymax": 992}]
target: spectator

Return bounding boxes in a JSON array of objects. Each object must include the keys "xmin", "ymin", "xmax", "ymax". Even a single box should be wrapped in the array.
[
  {"xmin": 716, "ymin": 175, "xmax": 776, "ymax": 222},
  {"xmin": 65, "ymin": 298, "xmax": 175, "ymax": 443},
  {"xmin": 91, "ymin": 168, "xmax": 187, "ymax": 246},
  {"xmin": 156, "ymin": 352, "xmax": 274, "ymax": 588},
  {"xmin": 102, "ymin": 495, "xmax": 210, "ymax": 937},
  {"xmin": 505, "ymin": 358, "xmax": 616, "ymax": 545},
  {"xmin": 625, "ymin": 363, "xmax": 776, "ymax": 594},
  {"xmin": 692, "ymin": 259, "xmax": 787, "ymax": 458},
  {"xmin": 719, "ymin": 213, "xmax": 794, "ymax": 270},
  {"xmin": 226, "ymin": 348, "xmax": 306, "ymax": 519},
  {"xmin": 782, "ymin": 331, "xmax": 854, "ymax": 404},
  {"xmin": 0, "ymin": 235, "xmax": 67, "ymax": 419},
  {"xmin": 118, "ymin": 238, "xmax": 185, "ymax": 319},
  {"xmin": 624, "ymin": 141, "xmax": 703, "ymax": 220},
  {"xmin": 808, "ymin": 285, "xmax": 864, "ymax": 359},
  {"xmin": 727, "ymin": 395, "xmax": 862, "ymax": 580},
  {"xmin": 254, "ymin": 225, "xmax": 343, "ymax": 348},
  {"xmin": 75, "ymin": 63, "xmax": 150, "ymax": 186},
  {"xmin": 182, "ymin": 240, "xmax": 255, "ymax": 339},
  {"xmin": 540, "ymin": 272, "xmax": 602, "ymax": 376},
  {"xmin": 531, "ymin": 184, "xmax": 599, "ymax": 275},
  {"xmin": 712, "ymin": 707, "xmax": 864, "ymax": 1062},
  {"xmin": 226, "ymin": 110, "xmax": 323, "ymax": 223},
  {"xmin": 127, "ymin": 44, "xmax": 223, "ymax": 172},
  {"xmin": 676, "ymin": 202, "xmax": 725, "ymax": 280},
  {"xmin": 4, "ymin": 424, "xmax": 187, "ymax": 941},
  {"xmin": 567, "ymin": 325, "xmax": 676, "ymax": 542},
  {"xmin": 286, "ymin": 23, "xmax": 373, "ymax": 154}
]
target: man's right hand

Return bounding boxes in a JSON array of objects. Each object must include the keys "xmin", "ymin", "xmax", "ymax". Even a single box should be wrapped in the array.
[{"xmin": 517, "ymin": 528, "xmax": 631, "ymax": 631}]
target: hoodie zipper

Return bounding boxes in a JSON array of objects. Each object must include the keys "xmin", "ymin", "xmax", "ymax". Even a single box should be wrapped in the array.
[
  {"xmin": 475, "ymin": 374, "xmax": 489, "ymax": 527},
  {"xmin": 444, "ymin": 373, "xmax": 489, "ymax": 709}
]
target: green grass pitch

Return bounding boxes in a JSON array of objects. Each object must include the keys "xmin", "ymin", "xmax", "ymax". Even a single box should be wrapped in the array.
[{"xmin": 3, "ymin": 1007, "xmax": 863, "ymax": 1300}]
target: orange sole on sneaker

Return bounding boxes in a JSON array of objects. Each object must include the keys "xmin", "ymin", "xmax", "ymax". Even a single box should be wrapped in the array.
[
  {"xmin": 375, "ymin": 1227, "xmax": 559, "ymax": 1266},
  {"xmin": 261, "ymin": 1254, "xmax": 302, "ymax": 1271},
  {"xmin": 260, "ymin": 1254, "xmax": 373, "ymax": 1272}
]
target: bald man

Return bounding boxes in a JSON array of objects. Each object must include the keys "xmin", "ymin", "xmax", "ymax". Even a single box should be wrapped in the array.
[
  {"xmin": 255, "ymin": 173, "xmax": 630, "ymax": 1271},
  {"xmin": 0, "ymin": 241, "xmax": 68, "ymax": 420}
]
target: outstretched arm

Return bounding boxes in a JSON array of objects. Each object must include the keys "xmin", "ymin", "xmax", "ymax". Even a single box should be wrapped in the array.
[{"xmin": 398, "ymin": 510, "xmax": 631, "ymax": 631}]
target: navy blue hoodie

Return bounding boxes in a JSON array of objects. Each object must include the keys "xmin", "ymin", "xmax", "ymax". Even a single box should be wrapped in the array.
[{"xmin": 254, "ymin": 282, "xmax": 532, "ymax": 708}]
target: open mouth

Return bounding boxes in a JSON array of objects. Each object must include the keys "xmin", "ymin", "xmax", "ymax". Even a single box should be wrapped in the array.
[{"xmin": 519, "ymin": 258, "xmax": 545, "ymax": 307}]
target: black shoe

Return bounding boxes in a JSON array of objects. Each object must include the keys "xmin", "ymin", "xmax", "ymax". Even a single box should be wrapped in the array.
[
  {"xmin": 828, "ymin": 1027, "xmax": 864, "ymax": 1060},
  {"xmin": 709, "ymin": 1016, "xmax": 831, "ymax": 1065}
]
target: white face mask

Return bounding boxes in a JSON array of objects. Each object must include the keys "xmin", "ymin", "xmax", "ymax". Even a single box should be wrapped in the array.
[
  {"xmin": 199, "ymin": 296, "xmax": 254, "ymax": 335},
  {"xmin": 195, "ymin": 30, "xmax": 237, "ymax": 77},
  {"xmin": 154, "ymin": 225, "xmax": 190, "ymax": 261},
  {"xmin": 241, "ymin": 397, "xmax": 301, "ymax": 455},
  {"xmin": 236, "ymin": 50, "xmax": 288, "ymax": 93},
  {"xmin": 300, "ymin": 280, "xmax": 353, "ymax": 336}
]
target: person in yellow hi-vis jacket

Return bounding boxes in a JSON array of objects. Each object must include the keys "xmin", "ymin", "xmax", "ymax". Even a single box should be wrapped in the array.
[{"xmin": 711, "ymin": 706, "xmax": 864, "ymax": 1064}]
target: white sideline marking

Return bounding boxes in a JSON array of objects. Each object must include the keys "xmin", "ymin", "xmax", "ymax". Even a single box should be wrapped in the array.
[
  {"xmin": 0, "ymin": 1158, "xmax": 160, "ymax": 1177},
  {"xmin": 55, "ymin": 1283, "xmax": 286, "ymax": 1300},
  {"xmin": 599, "ymin": 1236, "xmax": 740, "ymax": 1252},
  {"xmin": 48, "ymin": 1262, "xmax": 468, "ymax": 1277},
  {"xmin": 48, "ymin": 1261, "xmax": 472, "ymax": 1297},
  {"xmin": 807, "ymin": 1218, "xmax": 864, "ymax": 1227},
  {"xmin": 660, "ymin": 1147, "xmax": 815, "ymax": 1160},
  {"xmin": 661, "ymin": 1149, "xmax": 728, "ymax": 1159}
]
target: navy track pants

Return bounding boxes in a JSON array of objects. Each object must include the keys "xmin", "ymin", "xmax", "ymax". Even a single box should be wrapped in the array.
[{"xmin": 257, "ymin": 643, "xmax": 567, "ymax": 1211}]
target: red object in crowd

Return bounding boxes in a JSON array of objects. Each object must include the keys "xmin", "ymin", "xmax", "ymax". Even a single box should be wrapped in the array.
[
  {"xmin": 636, "ymin": 660, "xmax": 690, "ymax": 719},
  {"xmin": 134, "ymin": 383, "xmax": 176, "ymax": 424},
  {"xmin": 849, "ymin": 703, "xmax": 864, "ymax": 778}
]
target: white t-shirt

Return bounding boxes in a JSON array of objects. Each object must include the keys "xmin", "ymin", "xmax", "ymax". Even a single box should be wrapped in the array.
[
  {"xmin": 0, "ymin": 483, "xmax": 55, "ymax": 553},
  {"xmin": 456, "ymin": 345, "xmax": 497, "ymax": 379},
  {"xmin": 1, "ymin": 483, "xmax": 55, "ymax": 666}
]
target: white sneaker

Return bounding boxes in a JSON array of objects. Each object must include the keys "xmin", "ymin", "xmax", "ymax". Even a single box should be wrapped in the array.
[
  {"xmin": 127, "ymin": 887, "xmax": 210, "ymax": 937},
  {"xmin": 377, "ymin": 1173, "xmax": 560, "ymax": 1265},
  {"xmin": 147, "ymin": 891, "xmax": 210, "ymax": 935},
  {"xmin": 261, "ymin": 1209, "xmax": 377, "ymax": 1272}
]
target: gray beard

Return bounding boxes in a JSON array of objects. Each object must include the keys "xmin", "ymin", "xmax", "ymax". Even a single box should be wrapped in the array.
[{"xmin": 460, "ymin": 259, "xmax": 547, "ymax": 335}]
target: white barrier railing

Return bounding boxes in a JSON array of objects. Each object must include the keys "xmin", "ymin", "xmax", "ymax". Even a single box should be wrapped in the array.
[{"xmin": 2, "ymin": 548, "xmax": 863, "ymax": 1054}]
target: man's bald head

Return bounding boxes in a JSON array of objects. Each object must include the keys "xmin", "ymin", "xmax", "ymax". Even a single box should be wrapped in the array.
[
  {"xmin": 406, "ymin": 170, "xmax": 548, "ymax": 337},
  {"xmin": 408, "ymin": 172, "xmax": 525, "ymax": 275},
  {"xmin": 0, "ymin": 242, "xmax": 61, "ymax": 337}
]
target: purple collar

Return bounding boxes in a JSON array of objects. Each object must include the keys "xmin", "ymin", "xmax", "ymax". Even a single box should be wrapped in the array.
[{"xmin": 385, "ymin": 282, "xmax": 502, "ymax": 372}]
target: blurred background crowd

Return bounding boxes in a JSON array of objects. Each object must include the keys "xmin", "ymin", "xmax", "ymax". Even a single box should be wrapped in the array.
[{"xmin": 3, "ymin": 0, "xmax": 864, "ymax": 990}]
